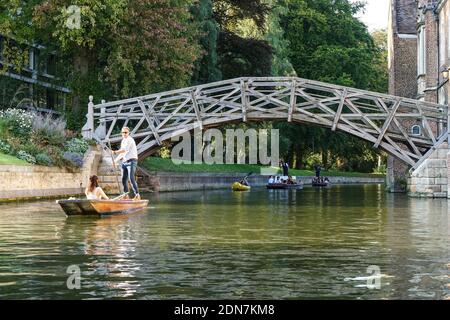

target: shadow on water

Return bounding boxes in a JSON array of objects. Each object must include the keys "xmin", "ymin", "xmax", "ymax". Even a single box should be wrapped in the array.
[{"xmin": 0, "ymin": 185, "xmax": 448, "ymax": 299}]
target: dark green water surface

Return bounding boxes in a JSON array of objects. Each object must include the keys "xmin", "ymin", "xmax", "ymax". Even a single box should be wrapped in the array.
[{"xmin": 0, "ymin": 185, "xmax": 448, "ymax": 299}]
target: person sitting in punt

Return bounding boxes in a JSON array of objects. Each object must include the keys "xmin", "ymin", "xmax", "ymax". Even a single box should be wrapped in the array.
[
  {"xmin": 287, "ymin": 176, "xmax": 295, "ymax": 185},
  {"xmin": 240, "ymin": 177, "xmax": 249, "ymax": 186},
  {"xmin": 268, "ymin": 176, "xmax": 274, "ymax": 184},
  {"xmin": 85, "ymin": 175, "xmax": 109, "ymax": 200}
]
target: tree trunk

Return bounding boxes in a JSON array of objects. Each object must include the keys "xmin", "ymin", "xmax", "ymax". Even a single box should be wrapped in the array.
[
  {"xmin": 286, "ymin": 142, "xmax": 294, "ymax": 168},
  {"xmin": 72, "ymin": 49, "xmax": 90, "ymax": 112},
  {"xmin": 322, "ymin": 150, "xmax": 329, "ymax": 169},
  {"xmin": 295, "ymin": 144, "xmax": 303, "ymax": 169}
]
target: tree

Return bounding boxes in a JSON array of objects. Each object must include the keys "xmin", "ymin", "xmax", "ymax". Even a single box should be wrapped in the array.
[
  {"xmin": 190, "ymin": 0, "xmax": 222, "ymax": 85},
  {"xmin": 370, "ymin": 29, "xmax": 388, "ymax": 94},
  {"xmin": 275, "ymin": 0, "xmax": 387, "ymax": 172},
  {"xmin": 213, "ymin": 0, "xmax": 271, "ymax": 30},
  {"xmin": 1, "ymin": 0, "xmax": 202, "ymax": 128},
  {"xmin": 217, "ymin": 31, "xmax": 273, "ymax": 79}
]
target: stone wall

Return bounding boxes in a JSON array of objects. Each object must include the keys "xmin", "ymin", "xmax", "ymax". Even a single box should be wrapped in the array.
[
  {"xmin": 0, "ymin": 146, "xmax": 102, "ymax": 201},
  {"xmin": 141, "ymin": 172, "xmax": 385, "ymax": 192},
  {"xmin": 408, "ymin": 142, "xmax": 449, "ymax": 198}
]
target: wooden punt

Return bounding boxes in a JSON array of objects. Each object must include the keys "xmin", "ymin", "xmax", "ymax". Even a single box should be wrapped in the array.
[
  {"xmin": 266, "ymin": 183, "xmax": 303, "ymax": 190},
  {"xmin": 57, "ymin": 199, "xmax": 149, "ymax": 216},
  {"xmin": 311, "ymin": 181, "xmax": 330, "ymax": 187}
]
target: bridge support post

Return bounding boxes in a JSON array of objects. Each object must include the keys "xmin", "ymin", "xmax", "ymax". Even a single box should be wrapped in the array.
[
  {"xmin": 81, "ymin": 95, "xmax": 94, "ymax": 140},
  {"xmin": 408, "ymin": 142, "xmax": 449, "ymax": 198}
]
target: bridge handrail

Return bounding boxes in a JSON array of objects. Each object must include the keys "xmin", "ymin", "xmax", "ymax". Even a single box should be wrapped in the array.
[{"xmin": 91, "ymin": 77, "xmax": 447, "ymax": 113}]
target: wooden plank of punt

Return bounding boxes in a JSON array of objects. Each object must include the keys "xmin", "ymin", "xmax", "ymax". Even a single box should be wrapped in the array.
[{"xmin": 57, "ymin": 199, "xmax": 149, "ymax": 216}]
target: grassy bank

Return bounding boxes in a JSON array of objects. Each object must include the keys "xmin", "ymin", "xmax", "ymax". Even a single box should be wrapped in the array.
[
  {"xmin": 142, "ymin": 157, "xmax": 385, "ymax": 178},
  {"xmin": 0, "ymin": 153, "xmax": 29, "ymax": 165}
]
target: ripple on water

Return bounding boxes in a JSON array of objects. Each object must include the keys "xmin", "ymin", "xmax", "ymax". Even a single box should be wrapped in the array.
[{"xmin": 0, "ymin": 186, "xmax": 448, "ymax": 299}]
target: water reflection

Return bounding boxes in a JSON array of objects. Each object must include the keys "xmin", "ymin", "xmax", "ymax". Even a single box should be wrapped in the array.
[{"xmin": 0, "ymin": 185, "xmax": 448, "ymax": 299}]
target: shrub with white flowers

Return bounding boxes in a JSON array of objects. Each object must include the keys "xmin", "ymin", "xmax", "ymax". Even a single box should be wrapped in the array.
[{"xmin": 0, "ymin": 108, "xmax": 33, "ymax": 136}]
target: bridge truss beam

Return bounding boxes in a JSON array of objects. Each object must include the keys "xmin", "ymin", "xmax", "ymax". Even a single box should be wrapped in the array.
[{"xmin": 82, "ymin": 77, "xmax": 448, "ymax": 167}]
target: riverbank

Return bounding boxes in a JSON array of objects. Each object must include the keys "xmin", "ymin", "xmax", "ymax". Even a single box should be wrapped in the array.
[
  {"xmin": 0, "ymin": 165, "xmax": 385, "ymax": 201},
  {"xmin": 137, "ymin": 171, "xmax": 385, "ymax": 192},
  {"xmin": 0, "ymin": 146, "xmax": 102, "ymax": 202},
  {"xmin": 1, "ymin": 151, "xmax": 385, "ymax": 201},
  {"xmin": 142, "ymin": 157, "xmax": 385, "ymax": 178}
]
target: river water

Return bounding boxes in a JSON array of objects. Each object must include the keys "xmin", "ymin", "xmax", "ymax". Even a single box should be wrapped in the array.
[{"xmin": 0, "ymin": 184, "xmax": 448, "ymax": 299}]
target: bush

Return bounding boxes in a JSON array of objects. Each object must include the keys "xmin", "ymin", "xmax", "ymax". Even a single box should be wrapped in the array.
[
  {"xmin": 16, "ymin": 150, "xmax": 36, "ymax": 164},
  {"xmin": 65, "ymin": 138, "xmax": 89, "ymax": 154},
  {"xmin": 32, "ymin": 112, "xmax": 66, "ymax": 133},
  {"xmin": 35, "ymin": 153, "xmax": 53, "ymax": 166},
  {"xmin": 0, "ymin": 119, "xmax": 8, "ymax": 140},
  {"xmin": 0, "ymin": 140, "xmax": 11, "ymax": 154},
  {"xmin": 0, "ymin": 108, "xmax": 33, "ymax": 137},
  {"xmin": 373, "ymin": 164, "xmax": 387, "ymax": 174},
  {"xmin": 19, "ymin": 143, "xmax": 44, "ymax": 157},
  {"xmin": 63, "ymin": 151, "xmax": 84, "ymax": 167},
  {"xmin": 33, "ymin": 127, "xmax": 66, "ymax": 146}
]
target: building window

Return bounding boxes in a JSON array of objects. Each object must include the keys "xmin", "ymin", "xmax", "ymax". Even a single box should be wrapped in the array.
[
  {"xmin": 418, "ymin": 25, "xmax": 426, "ymax": 76},
  {"xmin": 411, "ymin": 125, "xmax": 421, "ymax": 136}
]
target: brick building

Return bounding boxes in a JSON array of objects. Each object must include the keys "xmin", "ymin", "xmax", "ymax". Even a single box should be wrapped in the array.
[{"xmin": 388, "ymin": 0, "xmax": 449, "ymax": 191}]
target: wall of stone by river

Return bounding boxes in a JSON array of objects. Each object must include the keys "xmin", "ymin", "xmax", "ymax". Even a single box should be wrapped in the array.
[
  {"xmin": 0, "ymin": 162, "xmax": 385, "ymax": 200},
  {"xmin": 141, "ymin": 172, "xmax": 385, "ymax": 192},
  {"xmin": 0, "ymin": 146, "xmax": 102, "ymax": 201}
]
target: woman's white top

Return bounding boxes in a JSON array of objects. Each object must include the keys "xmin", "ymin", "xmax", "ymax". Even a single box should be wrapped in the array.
[{"xmin": 86, "ymin": 187, "xmax": 101, "ymax": 200}]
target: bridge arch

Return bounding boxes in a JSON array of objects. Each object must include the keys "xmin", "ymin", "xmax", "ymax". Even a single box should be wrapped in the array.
[{"xmin": 82, "ymin": 77, "xmax": 447, "ymax": 169}]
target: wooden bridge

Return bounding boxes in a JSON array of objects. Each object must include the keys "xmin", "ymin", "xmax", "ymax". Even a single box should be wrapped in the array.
[{"xmin": 82, "ymin": 77, "xmax": 448, "ymax": 170}]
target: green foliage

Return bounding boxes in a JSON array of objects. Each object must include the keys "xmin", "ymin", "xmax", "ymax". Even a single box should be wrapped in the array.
[
  {"xmin": 30, "ymin": 112, "xmax": 67, "ymax": 146},
  {"xmin": 264, "ymin": 1, "xmax": 296, "ymax": 76},
  {"xmin": 63, "ymin": 151, "xmax": 84, "ymax": 168},
  {"xmin": 373, "ymin": 164, "xmax": 387, "ymax": 175},
  {"xmin": 32, "ymin": 128, "xmax": 66, "ymax": 147},
  {"xmin": 274, "ymin": 0, "xmax": 387, "ymax": 172},
  {"xmin": 280, "ymin": 0, "xmax": 379, "ymax": 90},
  {"xmin": 102, "ymin": 0, "xmax": 202, "ymax": 96},
  {"xmin": 16, "ymin": 150, "xmax": 36, "ymax": 164},
  {"xmin": 370, "ymin": 29, "xmax": 389, "ymax": 93},
  {"xmin": 0, "ymin": 108, "xmax": 33, "ymax": 138},
  {"xmin": 191, "ymin": 0, "xmax": 222, "ymax": 85},
  {"xmin": 35, "ymin": 153, "xmax": 53, "ymax": 166},
  {"xmin": 214, "ymin": 0, "xmax": 271, "ymax": 30},
  {"xmin": 217, "ymin": 31, "xmax": 273, "ymax": 78},
  {"xmin": 1, "ymin": 0, "xmax": 202, "ymax": 122},
  {"xmin": 142, "ymin": 156, "xmax": 383, "ymax": 177},
  {"xmin": 18, "ymin": 142, "xmax": 44, "ymax": 157},
  {"xmin": 65, "ymin": 138, "xmax": 89, "ymax": 154},
  {"xmin": 0, "ymin": 139, "xmax": 11, "ymax": 154}
]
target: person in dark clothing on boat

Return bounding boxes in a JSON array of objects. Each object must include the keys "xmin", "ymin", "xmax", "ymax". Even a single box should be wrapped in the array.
[
  {"xmin": 314, "ymin": 164, "xmax": 322, "ymax": 178},
  {"xmin": 280, "ymin": 160, "xmax": 289, "ymax": 176},
  {"xmin": 240, "ymin": 177, "xmax": 249, "ymax": 186}
]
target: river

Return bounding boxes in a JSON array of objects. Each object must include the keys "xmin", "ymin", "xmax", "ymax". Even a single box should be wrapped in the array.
[{"xmin": 0, "ymin": 184, "xmax": 448, "ymax": 299}]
